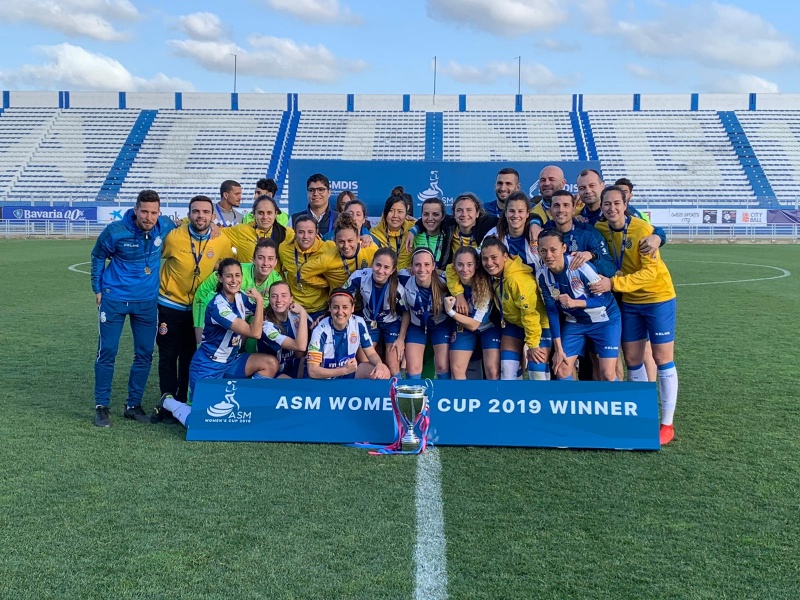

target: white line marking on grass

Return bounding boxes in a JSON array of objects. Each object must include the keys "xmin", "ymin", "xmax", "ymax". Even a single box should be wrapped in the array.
[
  {"xmin": 68, "ymin": 261, "xmax": 91, "ymax": 275},
  {"xmin": 414, "ymin": 447, "xmax": 448, "ymax": 600},
  {"xmin": 671, "ymin": 260, "xmax": 791, "ymax": 287}
]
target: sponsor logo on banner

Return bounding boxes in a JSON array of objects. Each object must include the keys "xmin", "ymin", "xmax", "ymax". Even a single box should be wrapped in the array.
[
  {"xmin": 417, "ymin": 170, "xmax": 448, "ymax": 206},
  {"xmin": 205, "ymin": 380, "xmax": 252, "ymax": 423},
  {"xmin": 97, "ymin": 207, "xmax": 134, "ymax": 222},
  {"xmin": 2, "ymin": 206, "xmax": 95, "ymax": 221},
  {"xmin": 722, "ymin": 210, "xmax": 736, "ymax": 224},
  {"xmin": 669, "ymin": 210, "xmax": 701, "ymax": 224},
  {"xmin": 330, "ymin": 180, "xmax": 358, "ymax": 192},
  {"xmin": 703, "ymin": 210, "xmax": 718, "ymax": 224},
  {"xmin": 740, "ymin": 210, "xmax": 765, "ymax": 224}
]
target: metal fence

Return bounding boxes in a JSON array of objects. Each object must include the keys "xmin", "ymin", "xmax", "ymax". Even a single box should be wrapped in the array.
[{"xmin": 2, "ymin": 219, "xmax": 798, "ymax": 242}]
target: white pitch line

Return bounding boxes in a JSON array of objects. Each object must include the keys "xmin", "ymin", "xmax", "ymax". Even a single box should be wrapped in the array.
[
  {"xmin": 670, "ymin": 260, "xmax": 791, "ymax": 287},
  {"xmin": 414, "ymin": 447, "xmax": 448, "ymax": 600},
  {"xmin": 68, "ymin": 261, "xmax": 91, "ymax": 275}
]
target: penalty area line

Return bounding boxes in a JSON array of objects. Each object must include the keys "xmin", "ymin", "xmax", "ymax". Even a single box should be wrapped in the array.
[
  {"xmin": 414, "ymin": 447, "xmax": 448, "ymax": 600},
  {"xmin": 68, "ymin": 261, "xmax": 91, "ymax": 275}
]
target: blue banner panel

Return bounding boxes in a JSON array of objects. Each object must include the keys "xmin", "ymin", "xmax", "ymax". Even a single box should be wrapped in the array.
[
  {"xmin": 187, "ymin": 379, "xmax": 659, "ymax": 450},
  {"xmin": 2, "ymin": 205, "xmax": 97, "ymax": 221},
  {"xmin": 287, "ymin": 160, "xmax": 601, "ymax": 218}
]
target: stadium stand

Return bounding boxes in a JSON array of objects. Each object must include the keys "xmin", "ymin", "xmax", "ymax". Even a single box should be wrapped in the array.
[{"xmin": 114, "ymin": 109, "xmax": 283, "ymax": 203}]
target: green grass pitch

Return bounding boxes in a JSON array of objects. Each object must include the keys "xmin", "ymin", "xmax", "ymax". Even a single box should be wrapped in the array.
[{"xmin": 1, "ymin": 239, "xmax": 798, "ymax": 599}]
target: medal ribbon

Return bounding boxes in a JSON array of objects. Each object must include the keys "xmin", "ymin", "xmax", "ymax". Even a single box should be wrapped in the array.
[
  {"xmin": 609, "ymin": 218, "xmax": 629, "ymax": 272},
  {"xmin": 215, "ymin": 204, "xmax": 229, "ymax": 227},
  {"xmin": 189, "ymin": 233, "xmax": 208, "ymax": 287},
  {"xmin": 340, "ymin": 247, "xmax": 359, "ymax": 278},
  {"xmin": 369, "ymin": 280, "xmax": 389, "ymax": 321},
  {"xmin": 425, "ymin": 232, "xmax": 442, "ymax": 265}
]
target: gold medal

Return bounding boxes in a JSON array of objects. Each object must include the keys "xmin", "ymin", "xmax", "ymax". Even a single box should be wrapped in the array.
[
  {"xmin": 370, "ymin": 320, "xmax": 378, "ymax": 329},
  {"xmin": 144, "ymin": 266, "xmax": 151, "ymax": 275},
  {"xmin": 194, "ymin": 267, "xmax": 201, "ymax": 277},
  {"xmin": 615, "ymin": 270, "xmax": 623, "ymax": 278},
  {"xmin": 550, "ymin": 288, "xmax": 559, "ymax": 300}
]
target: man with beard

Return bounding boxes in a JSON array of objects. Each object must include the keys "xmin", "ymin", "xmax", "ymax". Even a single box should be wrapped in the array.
[
  {"xmin": 484, "ymin": 167, "xmax": 521, "ymax": 218},
  {"xmin": 91, "ymin": 190, "xmax": 177, "ymax": 427},
  {"xmin": 157, "ymin": 195, "xmax": 234, "ymax": 404}
]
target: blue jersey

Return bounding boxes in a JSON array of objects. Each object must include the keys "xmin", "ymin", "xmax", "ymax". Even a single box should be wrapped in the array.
[
  {"xmin": 400, "ymin": 270, "xmax": 449, "ymax": 328},
  {"xmin": 307, "ymin": 316, "xmax": 373, "ymax": 378},
  {"xmin": 462, "ymin": 285, "xmax": 493, "ymax": 331},
  {"xmin": 483, "ymin": 200, "xmax": 503, "ymax": 218},
  {"xmin": 198, "ymin": 292, "xmax": 256, "ymax": 363},
  {"xmin": 484, "ymin": 226, "xmax": 539, "ymax": 268},
  {"xmin": 538, "ymin": 256, "xmax": 619, "ymax": 329},
  {"xmin": 543, "ymin": 221, "xmax": 616, "ymax": 277},
  {"xmin": 259, "ymin": 313, "xmax": 310, "ymax": 377},
  {"xmin": 91, "ymin": 208, "xmax": 176, "ymax": 301},
  {"xmin": 581, "ymin": 204, "xmax": 667, "ymax": 247},
  {"xmin": 345, "ymin": 268, "xmax": 405, "ymax": 324}
]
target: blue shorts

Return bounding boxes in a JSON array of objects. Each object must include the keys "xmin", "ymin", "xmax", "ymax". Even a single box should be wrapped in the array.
[
  {"xmin": 406, "ymin": 319, "xmax": 452, "ymax": 346},
  {"xmin": 367, "ymin": 318, "xmax": 401, "ymax": 345},
  {"xmin": 562, "ymin": 319, "xmax": 621, "ymax": 359},
  {"xmin": 189, "ymin": 352, "xmax": 251, "ymax": 395},
  {"xmin": 277, "ymin": 356, "xmax": 301, "ymax": 379},
  {"xmin": 620, "ymin": 298, "xmax": 676, "ymax": 344},
  {"xmin": 450, "ymin": 324, "xmax": 502, "ymax": 352},
  {"xmin": 501, "ymin": 323, "xmax": 551, "ymax": 349}
]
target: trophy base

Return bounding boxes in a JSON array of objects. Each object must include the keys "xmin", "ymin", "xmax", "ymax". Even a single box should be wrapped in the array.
[{"xmin": 401, "ymin": 433, "xmax": 421, "ymax": 452}]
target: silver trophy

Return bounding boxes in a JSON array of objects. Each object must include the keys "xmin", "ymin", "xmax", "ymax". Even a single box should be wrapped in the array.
[{"xmin": 393, "ymin": 383, "xmax": 430, "ymax": 452}]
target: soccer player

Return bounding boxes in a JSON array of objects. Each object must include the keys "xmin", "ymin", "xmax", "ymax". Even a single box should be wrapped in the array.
[
  {"xmin": 306, "ymin": 288, "xmax": 391, "ymax": 380},
  {"xmin": 345, "ymin": 248, "xmax": 406, "ymax": 378},
  {"xmin": 245, "ymin": 178, "xmax": 288, "ymax": 227},
  {"xmin": 413, "ymin": 197, "xmax": 449, "ymax": 268},
  {"xmin": 214, "ymin": 180, "xmax": 244, "ymax": 227},
  {"xmin": 157, "ymin": 195, "xmax": 234, "ymax": 404},
  {"xmin": 484, "ymin": 191, "xmax": 540, "ymax": 267},
  {"xmin": 150, "ymin": 258, "xmax": 279, "ymax": 426},
  {"xmin": 443, "ymin": 247, "xmax": 501, "ymax": 380},
  {"xmin": 591, "ymin": 186, "xmax": 679, "ymax": 445},
  {"xmin": 301, "ymin": 213, "xmax": 377, "ymax": 293},
  {"xmin": 537, "ymin": 229, "xmax": 621, "ymax": 381},
  {"xmin": 322, "ymin": 198, "xmax": 371, "ymax": 242},
  {"xmin": 223, "ymin": 195, "xmax": 294, "ymax": 263},
  {"xmin": 480, "ymin": 237, "xmax": 548, "ymax": 380},
  {"xmin": 193, "ymin": 238, "xmax": 283, "ymax": 343},
  {"xmin": 259, "ymin": 281, "xmax": 310, "ymax": 379},
  {"xmin": 396, "ymin": 248, "xmax": 452, "ymax": 380},
  {"xmin": 90, "ymin": 189, "xmax": 177, "ymax": 427},
  {"xmin": 291, "ymin": 173, "xmax": 339, "ymax": 237},
  {"xmin": 369, "ymin": 195, "xmax": 416, "ymax": 269},
  {"xmin": 278, "ymin": 215, "xmax": 330, "ymax": 320},
  {"xmin": 544, "ymin": 190, "xmax": 616, "ymax": 277},
  {"xmin": 484, "ymin": 167, "xmax": 522, "ymax": 218}
]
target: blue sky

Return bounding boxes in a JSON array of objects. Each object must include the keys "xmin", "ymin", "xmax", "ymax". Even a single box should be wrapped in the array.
[{"xmin": 0, "ymin": 0, "xmax": 796, "ymax": 95}]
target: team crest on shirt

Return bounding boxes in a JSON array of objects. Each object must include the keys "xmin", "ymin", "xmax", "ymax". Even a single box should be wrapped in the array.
[
  {"xmin": 569, "ymin": 239, "xmax": 578, "ymax": 252},
  {"xmin": 360, "ymin": 260, "xmax": 368, "ymax": 268},
  {"xmin": 159, "ymin": 322, "xmax": 168, "ymax": 335},
  {"xmin": 625, "ymin": 239, "xmax": 633, "ymax": 249},
  {"xmin": 154, "ymin": 236, "xmax": 162, "ymax": 247},
  {"xmin": 571, "ymin": 277, "xmax": 581, "ymax": 290},
  {"xmin": 349, "ymin": 332, "xmax": 358, "ymax": 344},
  {"xmin": 292, "ymin": 317, "xmax": 300, "ymax": 328},
  {"xmin": 206, "ymin": 249, "xmax": 215, "ymax": 259}
]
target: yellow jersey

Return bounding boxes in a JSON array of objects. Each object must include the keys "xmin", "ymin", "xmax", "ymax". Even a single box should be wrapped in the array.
[
  {"xmin": 595, "ymin": 216, "xmax": 676, "ymax": 304},
  {"xmin": 492, "ymin": 255, "xmax": 543, "ymax": 347},
  {"xmin": 301, "ymin": 243, "xmax": 377, "ymax": 290},
  {"xmin": 222, "ymin": 223, "xmax": 295, "ymax": 263},
  {"xmin": 278, "ymin": 237, "xmax": 330, "ymax": 314},
  {"xmin": 369, "ymin": 220, "xmax": 414, "ymax": 270},
  {"xmin": 158, "ymin": 224, "xmax": 234, "ymax": 309}
]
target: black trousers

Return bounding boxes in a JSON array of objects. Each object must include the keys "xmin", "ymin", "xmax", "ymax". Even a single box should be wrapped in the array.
[{"xmin": 156, "ymin": 305, "xmax": 196, "ymax": 402}]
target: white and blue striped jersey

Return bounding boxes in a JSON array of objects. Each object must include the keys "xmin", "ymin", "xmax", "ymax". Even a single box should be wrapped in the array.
[
  {"xmin": 484, "ymin": 227, "xmax": 540, "ymax": 268},
  {"xmin": 259, "ymin": 314, "xmax": 311, "ymax": 375},
  {"xmin": 462, "ymin": 285, "xmax": 493, "ymax": 331},
  {"xmin": 538, "ymin": 255, "xmax": 619, "ymax": 325},
  {"xmin": 399, "ymin": 269, "xmax": 449, "ymax": 328},
  {"xmin": 307, "ymin": 315, "xmax": 373, "ymax": 378},
  {"xmin": 199, "ymin": 292, "xmax": 256, "ymax": 363},
  {"xmin": 345, "ymin": 268, "xmax": 405, "ymax": 324}
]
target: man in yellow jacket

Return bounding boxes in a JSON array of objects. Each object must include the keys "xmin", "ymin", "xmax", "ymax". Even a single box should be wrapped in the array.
[{"xmin": 157, "ymin": 195, "xmax": 234, "ymax": 403}]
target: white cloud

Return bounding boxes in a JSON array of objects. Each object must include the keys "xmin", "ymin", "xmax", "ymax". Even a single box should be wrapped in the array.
[
  {"xmin": 427, "ymin": 0, "xmax": 568, "ymax": 35},
  {"xmin": 625, "ymin": 63, "xmax": 660, "ymax": 80},
  {"xmin": 178, "ymin": 12, "xmax": 224, "ymax": 41},
  {"xmin": 535, "ymin": 38, "xmax": 580, "ymax": 53},
  {"xmin": 439, "ymin": 59, "xmax": 573, "ymax": 91},
  {"xmin": 704, "ymin": 73, "xmax": 780, "ymax": 94},
  {"xmin": 170, "ymin": 35, "xmax": 366, "ymax": 83},
  {"xmin": 0, "ymin": 0, "xmax": 138, "ymax": 41},
  {"xmin": 0, "ymin": 43, "xmax": 194, "ymax": 91},
  {"xmin": 265, "ymin": 0, "xmax": 362, "ymax": 24},
  {"xmin": 575, "ymin": 0, "xmax": 615, "ymax": 35},
  {"xmin": 620, "ymin": 2, "xmax": 799, "ymax": 70}
]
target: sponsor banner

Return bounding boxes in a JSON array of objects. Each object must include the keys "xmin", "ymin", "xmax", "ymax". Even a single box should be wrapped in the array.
[
  {"xmin": 646, "ymin": 208, "xmax": 768, "ymax": 227},
  {"xmin": 287, "ymin": 160, "xmax": 601, "ymax": 218},
  {"xmin": 2, "ymin": 205, "xmax": 97, "ymax": 221},
  {"xmin": 97, "ymin": 206, "xmax": 198, "ymax": 223},
  {"xmin": 187, "ymin": 378, "xmax": 659, "ymax": 450},
  {"xmin": 767, "ymin": 209, "xmax": 800, "ymax": 224}
]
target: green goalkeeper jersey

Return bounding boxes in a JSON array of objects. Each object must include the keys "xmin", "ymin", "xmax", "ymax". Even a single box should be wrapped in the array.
[{"xmin": 193, "ymin": 263, "xmax": 282, "ymax": 328}]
